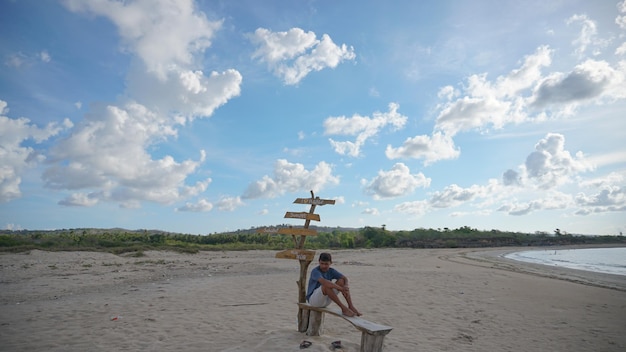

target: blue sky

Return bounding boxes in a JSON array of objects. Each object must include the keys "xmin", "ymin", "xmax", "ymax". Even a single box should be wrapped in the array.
[{"xmin": 1, "ymin": 0, "xmax": 625, "ymax": 235}]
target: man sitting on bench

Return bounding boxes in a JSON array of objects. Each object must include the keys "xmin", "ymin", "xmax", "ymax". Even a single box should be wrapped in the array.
[{"xmin": 306, "ymin": 252, "xmax": 362, "ymax": 317}]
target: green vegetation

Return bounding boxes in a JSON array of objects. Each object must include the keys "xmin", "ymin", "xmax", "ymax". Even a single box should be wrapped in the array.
[{"xmin": 0, "ymin": 226, "xmax": 624, "ymax": 254}]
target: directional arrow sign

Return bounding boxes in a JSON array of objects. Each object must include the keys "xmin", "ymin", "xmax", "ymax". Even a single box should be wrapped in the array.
[
  {"xmin": 293, "ymin": 198, "xmax": 335, "ymax": 205},
  {"xmin": 284, "ymin": 212, "xmax": 320, "ymax": 221},
  {"xmin": 277, "ymin": 227, "xmax": 317, "ymax": 236},
  {"xmin": 275, "ymin": 249, "xmax": 316, "ymax": 261}
]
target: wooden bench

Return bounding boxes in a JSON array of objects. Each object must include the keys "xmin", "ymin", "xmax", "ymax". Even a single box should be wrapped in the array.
[{"xmin": 298, "ymin": 303, "xmax": 393, "ymax": 352}]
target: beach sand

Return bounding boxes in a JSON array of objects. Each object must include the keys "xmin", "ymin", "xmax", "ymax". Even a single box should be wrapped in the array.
[{"xmin": 1, "ymin": 247, "xmax": 625, "ymax": 351}]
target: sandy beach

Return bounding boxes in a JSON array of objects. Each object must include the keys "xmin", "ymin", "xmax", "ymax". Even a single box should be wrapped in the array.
[{"xmin": 1, "ymin": 247, "xmax": 625, "ymax": 352}]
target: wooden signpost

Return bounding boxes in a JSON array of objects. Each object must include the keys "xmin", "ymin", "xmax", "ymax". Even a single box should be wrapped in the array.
[
  {"xmin": 284, "ymin": 212, "xmax": 321, "ymax": 221},
  {"xmin": 271, "ymin": 192, "xmax": 392, "ymax": 351},
  {"xmin": 272, "ymin": 190, "xmax": 335, "ymax": 332},
  {"xmin": 275, "ymin": 249, "xmax": 316, "ymax": 261}
]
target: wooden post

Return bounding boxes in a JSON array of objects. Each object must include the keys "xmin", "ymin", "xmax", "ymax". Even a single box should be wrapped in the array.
[
  {"xmin": 297, "ymin": 258, "xmax": 313, "ymax": 332},
  {"xmin": 296, "ymin": 190, "xmax": 316, "ymax": 331},
  {"xmin": 272, "ymin": 191, "xmax": 336, "ymax": 332}
]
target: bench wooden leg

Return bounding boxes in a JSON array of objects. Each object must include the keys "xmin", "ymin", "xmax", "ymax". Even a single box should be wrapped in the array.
[
  {"xmin": 306, "ymin": 310, "xmax": 324, "ymax": 336},
  {"xmin": 360, "ymin": 332, "xmax": 388, "ymax": 352}
]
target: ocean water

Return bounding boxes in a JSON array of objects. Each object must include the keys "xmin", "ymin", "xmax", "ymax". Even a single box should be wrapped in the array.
[{"xmin": 505, "ymin": 247, "xmax": 626, "ymax": 276}]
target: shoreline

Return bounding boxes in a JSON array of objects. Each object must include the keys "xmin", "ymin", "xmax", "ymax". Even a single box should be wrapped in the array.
[
  {"xmin": 460, "ymin": 245, "xmax": 626, "ymax": 292},
  {"xmin": 1, "ymin": 247, "xmax": 625, "ymax": 351}
]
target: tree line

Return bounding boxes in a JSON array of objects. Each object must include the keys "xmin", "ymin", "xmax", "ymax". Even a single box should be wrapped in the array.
[{"xmin": 1, "ymin": 226, "xmax": 624, "ymax": 254}]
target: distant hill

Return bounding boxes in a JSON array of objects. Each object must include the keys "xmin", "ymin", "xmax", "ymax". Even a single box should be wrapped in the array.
[
  {"xmin": 0, "ymin": 225, "xmax": 361, "ymax": 237},
  {"xmin": 216, "ymin": 225, "xmax": 361, "ymax": 236},
  {"xmin": 0, "ymin": 227, "xmax": 178, "ymax": 236}
]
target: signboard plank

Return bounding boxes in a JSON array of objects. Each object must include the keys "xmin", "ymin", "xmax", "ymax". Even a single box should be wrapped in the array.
[
  {"xmin": 284, "ymin": 212, "xmax": 320, "ymax": 221},
  {"xmin": 275, "ymin": 249, "xmax": 316, "ymax": 261},
  {"xmin": 293, "ymin": 198, "xmax": 335, "ymax": 205}
]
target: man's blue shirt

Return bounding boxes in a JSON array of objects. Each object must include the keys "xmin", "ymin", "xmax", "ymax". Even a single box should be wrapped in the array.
[{"xmin": 306, "ymin": 266, "xmax": 344, "ymax": 301}]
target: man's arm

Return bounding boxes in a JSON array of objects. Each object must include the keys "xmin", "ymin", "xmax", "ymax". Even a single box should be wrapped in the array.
[
  {"xmin": 317, "ymin": 274, "xmax": 348, "ymax": 292},
  {"xmin": 317, "ymin": 277, "xmax": 343, "ymax": 291}
]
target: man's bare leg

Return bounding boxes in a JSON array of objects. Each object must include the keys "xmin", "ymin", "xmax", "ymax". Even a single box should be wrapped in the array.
[
  {"xmin": 335, "ymin": 278, "xmax": 362, "ymax": 316},
  {"xmin": 321, "ymin": 285, "xmax": 355, "ymax": 317}
]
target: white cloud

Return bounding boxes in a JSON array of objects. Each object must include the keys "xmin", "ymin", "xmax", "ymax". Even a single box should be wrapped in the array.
[
  {"xmin": 522, "ymin": 133, "xmax": 593, "ymax": 189},
  {"xmin": 437, "ymin": 94, "xmax": 512, "ymax": 135},
  {"xmin": 617, "ymin": 0, "xmax": 626, "ymax": 29},
  {"xmin": 65, "ymin": 0, "xmax": 242, "ymax": 121},
  {"xmin": 39, "ymin": 51, "xmax": 51, "ymax": 63},
  {"xmin": 501, "ymin": 133, "xmax": 595, "ymax": 191},
  {"xmin": 385, "ymin": 132, "xmax": 460, "ymax": 165},
  {"xmin": 386, "ymin": 46, "xmax": 563, "ymax": 165},
  {"xmin": 250, "ymin": 27, "xmax": 356, "ymax": 85},
  {"xmin": 127, "ymin": 67, "xmax": 242, "ymax": 120},
  {"xmin": 494, "ymin": 133, "xmax": 602, "ymax": 216},
  {"xmin": 576, "ymin": 186, "xmax": 625, "ymax": 209},
  {"xmin": 0, "ymin": 101, "xmax": 72, "ymax": 202},
  {"xmin": 575, "ymin": 171, "xmax": 626, "ymax": 215},
  {"xmin": 389, "ymin": 178, "xmax": 507, "ymax": 219},
  {"xmin": 617, "ymin": 15, "xmax": 626, "ymax": 30},
  {"xmin": 58, "ymin": 193, "xmax": 99, "ymax": 207},
  {"xmin": 395, "ymin": 132, "xmax": 601, "ymax": 218},
  {"xmin": 393, "ymin": 200, "xmax": 429, "ymax": 216},
  {"xmin": 352, "ymin": 200, "xmax": 369, "ymax": 207},
  {"xmin": 531, "ymin": 59, "xmax": 626, "ymax": 108},
  {"xmin": 437, "ymin": 85, "xmax": 456, "ymax": 100},
  {"xmin": 432, "ymin": 45, "xmax": 623, "ymax": 138},
  {"xmin": 177, "ymin": 198, "xmax": 214, "ymax": 212},
  {"xmin": 430, "ymin": 184, "xmax": 486, "ymax": 208},
  {"xmin": 242, "ymin": 159, "xmax": 339, "ymax": 199},
  {"xmin": 43, "ymin": 0, "xmax": 242, "ymax": 208},
  {"xmin": 566, "ymin": 14, "xmax": 599, "ymax": 57},
  {"xmin": 363, "ymin": 163, "xmax": 430, "ymax": 199},
  {"xmin": 4, "ymin": 52, "xmax": 26, "ymax": 68},
  {"xmin": 616, "ymin": 42, "xmax": 626, "ymax": 55},
  {"xmin": 43, "ymin": 102, "xmax": 211, "ymax": 206},
  {"xmin": 435, "ymin": 46, "xmax": 552, "ymax": 136},
  {"xmin": 4, "ymin": 50, "xmax": 51, "ymax": 68},
  {"xmin": 502, "ymin": 169, "xmax": 522, "ymax": 187},
  {"xmin": 325, "ymin": 102, "xmax": 407, "ymax": 157},
  {"xmin": 498, "ymin": 191, "xmax": 572, "ymax": 216},
  {"xmin": 63, "ymin": 0, "xmax": 222, "ymax": 79},
  {"xmin": 362, "ymin": 208, "xmax": 379, "ymax": 215},
  {"xmin": 389, "ymin": 44, "xmax": 625, "ymax": 168},
  {"xmin": 579, "ymin": 171, "xmax": 625, "ymax": 189},
  {"xmin": 251, "ymin": 28, "xmax": 318, "ymax": 63},
  {"xmin": 216, "ymin": 196, "xmax": 244, "ymax": 211}
]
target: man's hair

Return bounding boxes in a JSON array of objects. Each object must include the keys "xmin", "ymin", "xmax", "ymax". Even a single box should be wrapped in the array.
[{"xmin": 319, "ymin": 252, "xmax": 332, "ymax": 262}]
